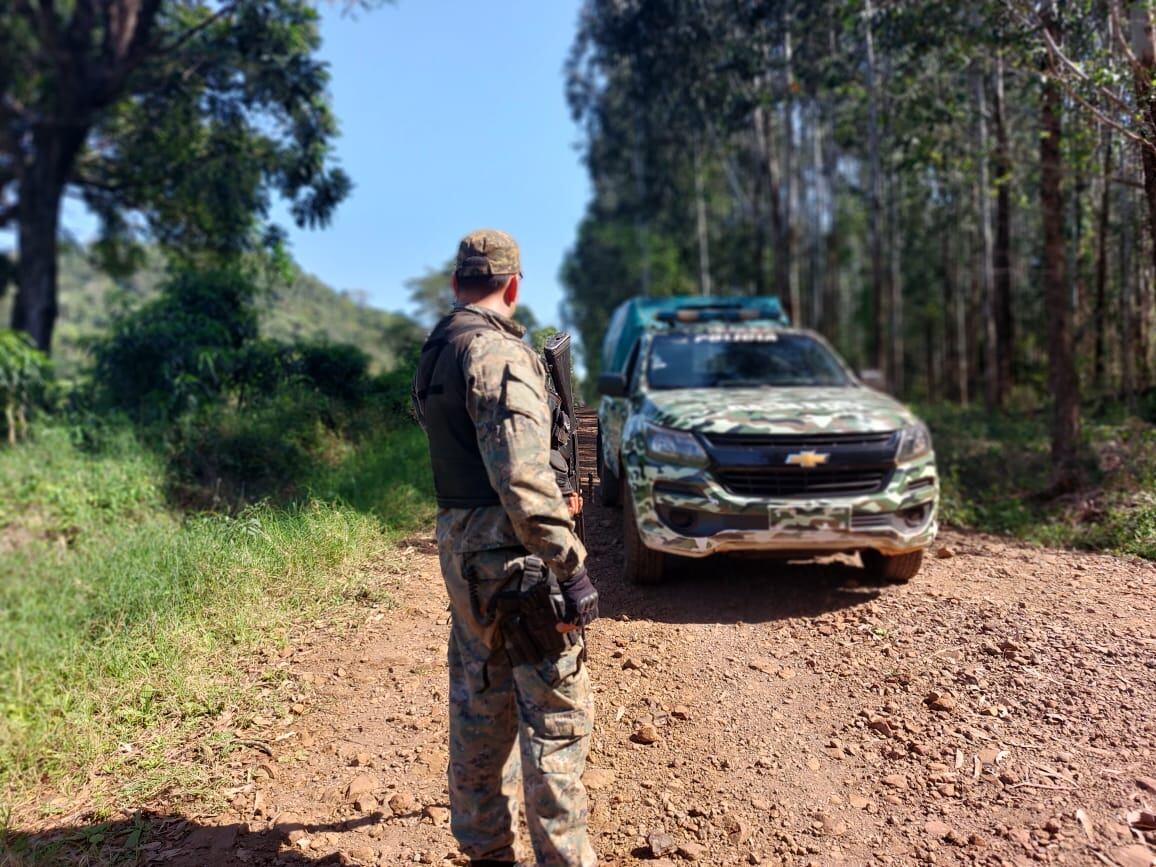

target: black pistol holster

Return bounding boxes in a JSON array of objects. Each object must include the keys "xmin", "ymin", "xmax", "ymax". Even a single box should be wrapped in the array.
[{"xmin": 491, "ymin": 556, "xmax": 577, "ymax": 668}]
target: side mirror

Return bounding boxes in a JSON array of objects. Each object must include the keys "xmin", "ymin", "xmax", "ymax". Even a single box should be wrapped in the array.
[
  {"xmin": 859, "ymin": 369, "xmax": 887, "ymax": 392},
  {"xmin": 598, "ymin": 372, "xmax": 628, "ymax": 397}
]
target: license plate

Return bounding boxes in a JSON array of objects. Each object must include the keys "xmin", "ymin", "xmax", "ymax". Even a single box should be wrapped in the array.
[{"xmin": 769, "ymin": 505, "xmax": 851, "ymax": 532}]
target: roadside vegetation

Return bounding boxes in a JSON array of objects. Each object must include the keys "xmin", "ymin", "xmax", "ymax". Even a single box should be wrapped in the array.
[
  {"xmin": 0, "ymin": 264, "xmax": 433, "ymax": 813},
  {"xmin": 927, "ymin": 400, "xmax": 1156, "ymax": 560},
  {"xmin": 0, "ymin": 0, "xmax": 441, "ymax": 826}
]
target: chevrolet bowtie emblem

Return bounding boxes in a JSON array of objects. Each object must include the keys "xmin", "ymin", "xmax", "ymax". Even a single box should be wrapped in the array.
[{"xmin": 785, "ymin": 450, "xmax": 830, "ymax": 469}]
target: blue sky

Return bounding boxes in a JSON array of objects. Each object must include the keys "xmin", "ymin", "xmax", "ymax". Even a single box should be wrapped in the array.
[{"xmin": 285, "ymin": 0, "xmax": 590, "ymax": 327}]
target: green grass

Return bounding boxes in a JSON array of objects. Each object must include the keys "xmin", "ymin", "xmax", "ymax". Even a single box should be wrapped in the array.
[
  {"xmin": 922, "ymin": 402, "xmax": 1156, "ymax": 559},
  {"xmin": 0, "ymin": 422, "xmax": 434, "ymax": 812},
  {"xmin": 310, "ymin": 423, "xmax": 436, "ymax": 529}
]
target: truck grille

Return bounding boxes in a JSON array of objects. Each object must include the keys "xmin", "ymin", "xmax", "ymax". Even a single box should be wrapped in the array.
[
  {"xmin": 703, "ymin": 431, "xmax": 898, "ymax": 450},
  {"xmin": 715, "ymin": 467, "xmax": 892, "ymax": 498},
  {"xmin": 701, "ymin": 430, "xmax": 899, "ymax": 499}
]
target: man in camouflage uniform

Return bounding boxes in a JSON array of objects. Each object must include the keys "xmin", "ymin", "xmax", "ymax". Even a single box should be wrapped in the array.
[{"xmin": 412, "ymin": 229, "xmax": 599, "ymax": 867}]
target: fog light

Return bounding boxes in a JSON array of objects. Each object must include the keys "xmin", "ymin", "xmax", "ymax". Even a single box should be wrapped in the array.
[
  {"xmin": 899, "ymin": 503, "xmax": 930, "ymax": 528},
  {"xmin": 667, "ymin": 507, "xmax": 696, "ymax": 531}
]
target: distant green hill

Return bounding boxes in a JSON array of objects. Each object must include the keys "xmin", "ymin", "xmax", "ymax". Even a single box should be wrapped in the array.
[{"xmin": 1, "ymin": 246, "xmax": 424, "ymax": 377}]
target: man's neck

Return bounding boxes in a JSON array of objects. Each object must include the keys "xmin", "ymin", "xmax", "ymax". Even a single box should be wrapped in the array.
[{"xmin": 466, "ymin": 295, "xmax": 513, "ymax": 319}]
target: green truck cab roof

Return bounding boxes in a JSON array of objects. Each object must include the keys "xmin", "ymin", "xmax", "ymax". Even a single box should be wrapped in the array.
[{"xmin": 600, "ymin": 295, "xmax": 789, "ymax": 375}]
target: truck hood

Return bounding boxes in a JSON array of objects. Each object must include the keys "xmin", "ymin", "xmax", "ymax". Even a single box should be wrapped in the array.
[{"xmin": 641, "ymin": 386, "xmax": 917, "ymax": 435}]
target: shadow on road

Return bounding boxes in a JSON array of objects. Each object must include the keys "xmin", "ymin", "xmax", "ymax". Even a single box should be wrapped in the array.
[
  {"xmin": 589, "ymin": 524, "xmax": 883, "ymax": 626},
  {"xmin": 2, "ymin": 810, "xmax": 384, "ymax": 867}
]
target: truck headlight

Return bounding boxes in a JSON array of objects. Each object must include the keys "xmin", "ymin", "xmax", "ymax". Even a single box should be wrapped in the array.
[
  {"xmin": 643, "ymin": 421, "xmax": 708, "ymax": 466},
  {"xmin": 897, "ymin": 422, "xmax": 933, "ymax": 462}
]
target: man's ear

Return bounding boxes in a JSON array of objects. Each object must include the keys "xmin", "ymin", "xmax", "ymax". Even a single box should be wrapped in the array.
[
  {"xmin": 451, "ymin": 271, "xmax": 460, "ymax": 297},
  {"xmin": 504, "ymin": 274, "xmax": 519, "ymax": 307}
]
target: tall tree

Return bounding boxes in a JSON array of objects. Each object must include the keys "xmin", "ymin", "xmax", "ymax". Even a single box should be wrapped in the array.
[
  {"xmin": 991, "ymin": 52, "xmax": 1015, "ymax": 405},
  {"xmin": 0, "ymin": 0, "xmax": 358, "ymax": 352},
  {"xmin": 1039, "ymin": 2, "xmax": 1081, "ymax": 491},
  {"xmin": 975, "ymin": 62, "xmax": 998, "ymax": 409},
  {"xmin": 863, "ymin": 0, "xmax": 887, "ymax": 372},
  {"xmin": 1127, "ymin": 1, "xmax": 1156, "ymax": 281}
]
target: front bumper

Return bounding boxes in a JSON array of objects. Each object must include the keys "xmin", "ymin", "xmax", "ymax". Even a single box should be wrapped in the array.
[{"xmin": 622, "ymin": 451, "xmax": 939, "ymax": 558}]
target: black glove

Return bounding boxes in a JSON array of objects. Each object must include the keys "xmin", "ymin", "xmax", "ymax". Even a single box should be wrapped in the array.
[{"xmin": 559, "ymin": 566, "xmax": 599, "ymax": 627}]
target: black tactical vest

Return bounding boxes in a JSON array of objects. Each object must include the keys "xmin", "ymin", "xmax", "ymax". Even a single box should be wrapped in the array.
[{"xmin": 412, "ymin": 308, "xmax": 504, "ymax": 509}]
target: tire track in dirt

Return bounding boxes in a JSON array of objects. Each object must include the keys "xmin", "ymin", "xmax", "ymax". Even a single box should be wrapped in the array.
[{"xmin": 7, "ymin": 412, "xmax": 1156, "ymax": 867}]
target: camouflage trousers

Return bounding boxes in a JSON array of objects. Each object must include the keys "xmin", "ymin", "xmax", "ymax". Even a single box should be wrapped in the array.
[{"xmin": 439, "ymin": 544, "xmax": 597, "ymax": 867}]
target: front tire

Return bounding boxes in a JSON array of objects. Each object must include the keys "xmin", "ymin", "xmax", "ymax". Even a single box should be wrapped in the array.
[
  {"xmin": 860, "ymin": 549, "xmax": 923, "ymax": 583},
  {"xmin": 623, "ymin": 480, "xmax": 666, "ymax": 585},
  {"xmin": 596, "ymin": 427, "xmax": 620, "ymax": 507}
]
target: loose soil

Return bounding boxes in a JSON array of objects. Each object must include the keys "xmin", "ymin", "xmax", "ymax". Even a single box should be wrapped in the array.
[{"xmin": 5, "ymin": 412, "xmax": 1156, "ymax": 867}]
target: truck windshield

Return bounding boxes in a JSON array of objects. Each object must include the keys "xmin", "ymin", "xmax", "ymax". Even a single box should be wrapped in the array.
[{"xmin": 647, "ymin": 332, "xmax": 851, "ymax": 389}]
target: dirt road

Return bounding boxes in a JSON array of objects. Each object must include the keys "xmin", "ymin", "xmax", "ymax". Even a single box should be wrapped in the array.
[{"xmin": 9, "ymin": 413, "xmax": 1156, "ymax": 866}]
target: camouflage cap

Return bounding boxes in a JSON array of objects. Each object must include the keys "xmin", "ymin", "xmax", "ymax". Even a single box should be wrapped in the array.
[{"xmin": 455, "ymin": 228, "xmax": 521, "ymax": 278}]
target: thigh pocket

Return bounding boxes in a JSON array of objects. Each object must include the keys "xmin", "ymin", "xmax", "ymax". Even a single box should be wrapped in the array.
[{"xmin": 520, "ymin": 650, "xmax": 593, "ymax": 773}]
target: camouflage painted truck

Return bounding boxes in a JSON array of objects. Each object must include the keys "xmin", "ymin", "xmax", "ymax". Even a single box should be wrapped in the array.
[{"xmin": 595, "ymin": 297, "xmax": 939, "ymax": 584}]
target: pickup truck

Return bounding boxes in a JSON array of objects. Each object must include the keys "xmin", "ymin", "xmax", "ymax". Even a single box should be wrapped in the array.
[{"xmin": 595, "ymin": 297, "xmax": 938, "ymax": 585}]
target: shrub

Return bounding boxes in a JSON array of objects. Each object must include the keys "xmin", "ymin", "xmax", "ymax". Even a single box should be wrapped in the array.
[
  {"xmin": 924, "ymin": 401, "xmax": 1156, "ymax": 560},
  {"xmin": 84, "ymin": 263, "xmax": 426, "ymax": 509},
  {"xmin": 232, "ymin": 338, "xmax": 298, "ymax": 410},
  {"xmin": 0, "ymin": 329, "xmax": 51, "ymax": 445},
  {"xmin": 90, "ymin": 267, "xmax": 258, "ymax": 421},
  {"xmin": 295, "ymin": 340, "xmax": 370, "ymax": 404}
]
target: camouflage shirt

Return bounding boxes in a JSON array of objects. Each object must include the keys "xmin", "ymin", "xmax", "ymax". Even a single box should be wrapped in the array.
[{"xmin": 435, "ymin": 305, "xmax": 586, "ymax": 580}]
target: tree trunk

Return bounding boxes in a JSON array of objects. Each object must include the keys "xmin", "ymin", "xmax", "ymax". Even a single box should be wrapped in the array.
[
  {"xmin": 1040, "ymin": 5, "xmax": 1080, "ymax": 491},
  {"xmin": 693, "ymin": 140, "xmax": 712, "ymax": 297},
  {"xmin": 807, "ymin": 107, "xmax": 822, "ymax": 328},
  {"xmin": 991, "ymin": 53, "xmax": 1014, "ymax": 405},
  {"xmin": 820, "ymin": 15, "xmax": 842, "ymax": 347},
  {"xmin": 975, "ymin": 66, "xmax": 998, "ymax": 410},
  {"xmin": 820, "ymin": 99, "xmax": 841, "ymax": 344},
  {"xmin": 968, "ymin": 268, "xmax": 984, "ymax": 402},
  {"xmin": 753, "ymin": 103, "xmax": 786, "ymax": 302},
  {"xmin": 863, "ymin": 0, "xmax": 886, "ymax": 371},
  {"xmin": 887, "ymin": 172, "xmax": 903, "ymax": 395},
  {"xmin": 1130, "ymin": 2, "xmax": 1156, "ymax": 390},
  {"xmin": 1121, "ymin": 149, "xmax": 1137, "ymax": 408},
  {"xmin": 925, "ymin": 266, "xmax": 938, "ymax": 402},
  {"xmin": 1140, "ymin": 241, "xmax": 1154, "ymax": 390},
  {"xmin": 11, "ymin": 125, "xmax": 84, "ymax": 353},
  {"xmin": 630, "ymin": 109, "xmax": 652, "ymax": 297},
  {"xmin": 1094, "ymin": 128, "xmax": 1112, "ymax": 392},
  {"xmin": 783, "ymin": 25, "xmax": 801, "ymax": 325},
  {"xmin": 752, "ymin": 179, "xmax": 768, "ymax": 296},
  {"xmin": 749, "ymin": 123, "xmax": 768, "ymax": 296},
  {"xmin": 12, "ymin": 188, "xmax": 62, "ymax": 353},
  {"xmin": 942, "ymin": 195, "xmax": 968, "ymax": 405}
]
